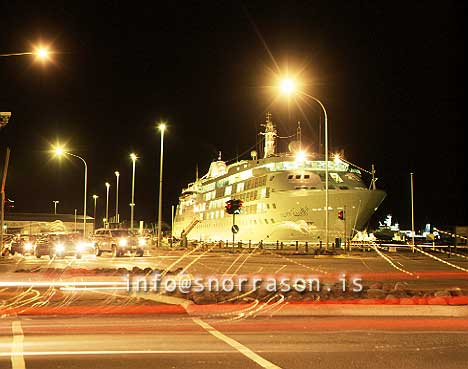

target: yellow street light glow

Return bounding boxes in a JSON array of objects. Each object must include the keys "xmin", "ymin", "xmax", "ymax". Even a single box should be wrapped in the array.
[
  {"xmin": 53, "ymin": 146, "xmax": 65, "ymax": 156},
  {"xmin": 105, "ymin": 182, "xmax": 110, "ymax": 188},
  {"xmin": 92, "ymin": 194, "xmax": 99, "ymax": 200},
  {"xmin": 158, "ymin": 122, "xmax": 166, "ymax": 131},
  {"xmin": 280, "ymin": 78, "xmax": 296, "ymax": 95},
  {"xmin": 295, "ymin": 150, "xmax": 307, "ymax": 163},
  {"xmin": 130, "ymin": 153, "xmax": 137, "ymax": 161},
  {"xmin": 35, "ymin": 47, "xmax": 50, "ymax": 60},
  {"xmin": 333, "ymin": 153, "xmax": 342, "ymax": 164},
  {"xmin": 114, "ymin": 171, "xmax": 120, "ymax": 177}
]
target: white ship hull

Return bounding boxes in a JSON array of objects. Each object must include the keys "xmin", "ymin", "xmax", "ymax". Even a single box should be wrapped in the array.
[{"xmin": 174, "ymin": 188, "xmax": 386, "ymax": 243}]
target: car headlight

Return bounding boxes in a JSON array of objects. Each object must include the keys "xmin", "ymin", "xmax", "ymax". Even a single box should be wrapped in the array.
[
  {"xmin": 138, "ymin": 238, "xmax": 146, "ymax": 246},
  {"xmin": 118, "ymin": 238, "xmax": 127, "ymax": 247},
  {"xmin": 24, "ymin": 242, "xmax": 33, "ymax": 251},
  {"xmin": 55, "ymin": 243, "xmax": 65, "ymax": 253}
]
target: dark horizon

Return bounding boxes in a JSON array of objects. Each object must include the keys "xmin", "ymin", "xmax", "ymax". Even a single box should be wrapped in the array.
[{"xmin": 0, "ymin": 1, "xmax": 465, "ymax": 230}]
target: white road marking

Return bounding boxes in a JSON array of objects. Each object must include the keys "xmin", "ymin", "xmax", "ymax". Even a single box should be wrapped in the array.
[
  {"xmin": 274, "ymin": 264, "xmax": 287, "ymax": 273},
  {"xmin": 193, "ymin": 318, "xmax": 282, "ymax": 369},
  {"xmin": 2, "ymin": 350, "xmax": 234, "ymax": 357},
  {"xmin": 11, "ymin": 321, "xmax": 26, "ymax": 369}
]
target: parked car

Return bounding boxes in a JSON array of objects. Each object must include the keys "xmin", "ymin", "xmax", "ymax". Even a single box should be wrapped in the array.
[
  {"xmin": 10, "ymin": 235, "xmax": 37, "ymax": 256},
  {"xmin": 35, "ymin": 233, "xmax": 93, "ymax": 259},
  {"xmin": 93, "ymin": 228, "xmax": 147, "ymax": 257}
]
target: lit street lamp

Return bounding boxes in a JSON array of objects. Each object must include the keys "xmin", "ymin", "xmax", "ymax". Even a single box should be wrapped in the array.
[
  {"xmin": 105, "ymin": 182, "xmax": 110, "ymax": 227},
  {"xmin": 115, "ymin": 171, "xmax": 120, "ymax": 223},
  {"xmin": 92, "ymin": 195, "xmax": 99, "ymax": 231},
  {"xmin": 130, "ymin": 153, "xmax": 137, "ymax": 231},
  {"xmin": 279, "ymin": 77, "xmax": 330, "ymax": 249},
  {"xmin": 53, "ymin": 146, "xmax": 88, "ymax": 236},
  {"xmin": 157, "ymin": 123, "xmax": 166, "ymax": 247},
  {"xmin": 0, "ymin": 46, "xmax": 51, "ymax": 61},
  {"xmin": 52, "ymin": 200, "xmax": 59, "ymax": 215}
]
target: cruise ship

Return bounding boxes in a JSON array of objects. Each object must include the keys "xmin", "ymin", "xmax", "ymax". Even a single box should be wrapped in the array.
[{"xmin": 173, "ymin": 113, "xmax": 386, "ymax": 243}]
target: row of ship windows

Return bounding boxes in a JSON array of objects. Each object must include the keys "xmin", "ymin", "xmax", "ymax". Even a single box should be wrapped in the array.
[
  {"xmin": 288, "ymin": 172, "xmax": 345, "ymax": 183},
  {"xmin": 200, "ymin": 203, "xmax": 274, "ymax": 220},
  {"xmin": 197, "ymin": 218, "xmax": 278, "ymax": 228},
  {"xmin": 293, "ymin": 185, "xmax": 349, "ymax": 190},
  {"xmin": 182, "ymin": 191, "xmax": 272, "ymax": 216},
  {"xmin": 208, "ymin": 175, "xmax": 268, "ymax": 201}
]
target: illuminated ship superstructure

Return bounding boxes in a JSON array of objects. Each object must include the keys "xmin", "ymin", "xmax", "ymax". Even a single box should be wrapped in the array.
[{"xmin": 173, "ymin": 113, "xmax": 386, "ymax": 243}]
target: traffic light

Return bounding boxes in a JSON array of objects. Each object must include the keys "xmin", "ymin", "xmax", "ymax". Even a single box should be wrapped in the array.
[
  {"xmin": 232, "ymin": 199, "xmax": 243, "ymax": 214},
  {"xmin": 225, "ymin": 200, "xmax": 233, "ymax": 214},
  {"xmin": 225, "ymin": 199, "xmax": 243, "ymax": 215},
  {"xmin": 338, "ymin": 210, "xmax": 344, "ymax": 220}
]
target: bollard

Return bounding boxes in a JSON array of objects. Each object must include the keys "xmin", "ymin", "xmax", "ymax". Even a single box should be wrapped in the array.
[
  {"xmin": 249, "ymin": 240, "xmax": 251, "ymax": 250},
  {"xmin": 295, "ymin": 241, "xmax": 299, "ymax": 251},
  {"xmin": 259, "ymin": 241, "xmax": 263, "ymax": 250},
  {"xmin": 238, "ymin": 241, "xmax": 241, "ymax": 249},
  {"xmin": 276, "ymin": 240, "xmax": 279, "ymax": 250},
  {"xmin": 319, "ymin": 241, "xmax": 322, "ymax": 250},
  {"xmin": 280, "ymin": 242, "xmax": 284, "ymax": 250},
  {"xmin": 305, "ymin": 241, "xmax": 309, "ymax": 253}
]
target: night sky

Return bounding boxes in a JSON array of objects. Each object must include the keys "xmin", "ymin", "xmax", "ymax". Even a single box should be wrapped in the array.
[{"xmin": 0, "ymin": 1, "xmax": 465, "ymax": 230}]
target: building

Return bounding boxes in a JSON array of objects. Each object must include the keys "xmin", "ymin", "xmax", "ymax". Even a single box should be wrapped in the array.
[{"xmin": 4, "ymin": 212, "xmax": 94, "ymax": 236}]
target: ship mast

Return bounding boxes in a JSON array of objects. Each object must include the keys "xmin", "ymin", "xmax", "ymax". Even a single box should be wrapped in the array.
[{"xmin": 260, "ymin": 112, "xmax": 277, "ymax": 158}]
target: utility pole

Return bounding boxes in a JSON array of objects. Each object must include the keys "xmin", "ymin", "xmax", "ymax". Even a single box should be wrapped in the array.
[
  {"xmin": 410, "ymin": 172, "xmax": 415, "ymax": 253},
  {"xmin": 74, "ymin": 209, "xmax": 77, "ymax": 232},
  {"xmin": 170, "ymin": 205, "xmax": 174, "ymax": 248},
  {"xmin": 0, "ymin": 148, "xmax": 11, "ymax": 254},
  {"xmin": 344, "ymin": 205, "xmax": 347, "ymax": 251}
]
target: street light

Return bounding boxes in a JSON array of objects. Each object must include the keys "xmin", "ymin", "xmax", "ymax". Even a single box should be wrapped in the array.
[
  {"xmin": 130, "ymin": 153, "xmax": 137, "ymax": 231},
  {"xmin": 52, "ymin": 145, "xmax": 88, "ymax": 236},
  {"xmin": 92, "ymin": 195, "xmax": 98, "ymax": 230},
  {"xmin": 280, "ymin": 78, "xmax": 296, "ymax": 95},
  {"xmin": 279, "ymin": 77, "xmax": 330, "ymax": 249},
  {"xmin": 52, "ymin": 200, "xmax": 59, "ymax": 215},
  {"xmin": 114, "ymin": 171, "xmax": 120, "ymax": 223},
  {"xmin": 0, "ymin": 45, "xmax": 51, "ymax": 61},
  {"xmin": 105, "ymin": 182, "xmax": 110, "ymax": 227},
  {"xmin": 157, "ymin": 123, "xmax": 166, "ymax": 247}
]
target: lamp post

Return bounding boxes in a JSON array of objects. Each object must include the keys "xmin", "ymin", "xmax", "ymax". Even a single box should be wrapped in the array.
[
  {"xmin": 52, "ymin": 200, "xmax": 59, "ymax": 215},
  {"xmin": 53, "ymin": 146, "xmax": 88, "ymax": 236},
  {"xmin": 114, "ymin": 171, "xmax": 120, "ymax": 223},
  {"xmin": 105, "ymin": 182, "xmax": 110, "ymax": 227},
  {"xmin": 130, "ymin": 153, "xmax": 137, "ymax": 231},
  {"xmin": 157, "ymin": 123, "xmax": 166, "ymax": 247},
  {"xmin": 410, "ymin": 173, "xmax": 415, "ymax": 253},
  {"xmin": 279, "ymin": 78, "xmax": 330, "ymax": 249},
  {"xmin": 92, "ymin": 195, "xmax": 98, "ymax": 231}
]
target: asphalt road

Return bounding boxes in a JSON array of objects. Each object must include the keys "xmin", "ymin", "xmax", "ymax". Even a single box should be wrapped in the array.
[
  {"xmin": 2, "ymin": 250, "xmax": 468, "ymax": 291},
  {"xmin": 1, "ymin": 315, "xmax": 467, "ymax": 369}
]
